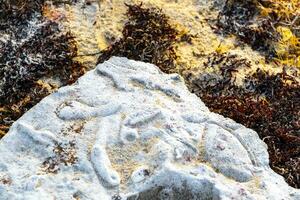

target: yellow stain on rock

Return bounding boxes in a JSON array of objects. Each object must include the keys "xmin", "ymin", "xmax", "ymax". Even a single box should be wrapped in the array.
[{"xmin": 106, "ymin": 137, "xmax": 158, "ymax": 187}]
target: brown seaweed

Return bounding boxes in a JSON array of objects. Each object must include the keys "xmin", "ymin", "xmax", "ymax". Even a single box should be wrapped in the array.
[
  {"xmin": 187, "ymin": 52, "xmax": 300, "ymax": 188},
  {"xmin": 0, "ymin": 0, "xmax": 84, "ymax": 137},
  {"xmin": 97, "ymin": 3, "xmax": 183, "ymax": 73},
  {"xmin": 216, "ymin": 0, "xmax": 300, "ymax": 65}
]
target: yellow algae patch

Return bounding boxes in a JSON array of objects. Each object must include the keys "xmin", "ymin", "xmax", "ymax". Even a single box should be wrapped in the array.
[
  {"xmin": 275, "ymin": 26, "xmax": 300, "ymax": 67},
  {"xmin": 215, "ymin": 42, "xmax": 235, "ymax": 54}
]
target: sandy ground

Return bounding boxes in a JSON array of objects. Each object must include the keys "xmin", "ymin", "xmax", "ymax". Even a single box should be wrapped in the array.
[{"xmin": 42, "ymin": 0, "xmax": 288, "ymax": 86}]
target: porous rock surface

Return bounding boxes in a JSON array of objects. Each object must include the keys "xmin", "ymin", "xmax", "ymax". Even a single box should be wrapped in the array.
[{"xmin": 0, "ymin": 57, "xmax": 299, "ymax": 200}]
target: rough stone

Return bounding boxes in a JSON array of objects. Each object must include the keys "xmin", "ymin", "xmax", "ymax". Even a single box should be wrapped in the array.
[{"xmin": 0, "ymin": 57, "xmax": 299, "ymax": 200}]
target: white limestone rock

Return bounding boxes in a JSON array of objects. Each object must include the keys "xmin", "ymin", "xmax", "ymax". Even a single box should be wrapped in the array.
[{"xmin": 0, "ymin": 57, "xmax": 299, "ymax": 200}]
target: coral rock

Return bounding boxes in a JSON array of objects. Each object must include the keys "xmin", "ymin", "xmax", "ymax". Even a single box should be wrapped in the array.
[{"xmin": 0, "ymin": 57, "xmax": 298, "ymax": 199}]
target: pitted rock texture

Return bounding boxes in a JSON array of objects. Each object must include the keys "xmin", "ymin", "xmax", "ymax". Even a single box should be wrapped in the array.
[{"xmin": 0, "ymin": 57, "xmax": 299, "ymax": 200}]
